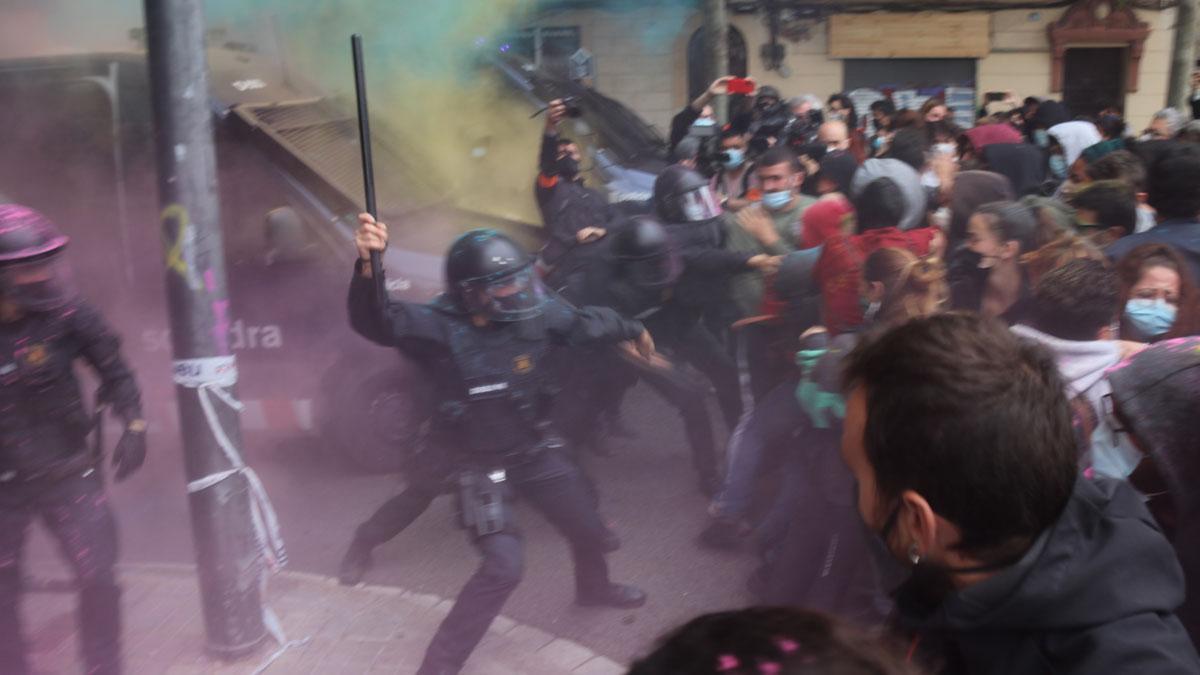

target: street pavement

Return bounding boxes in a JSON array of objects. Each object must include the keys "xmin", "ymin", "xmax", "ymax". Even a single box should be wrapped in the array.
[
  {"xmin": 21, "ymin": 383, "xmax": 759, "ymax": 672},
  {"xmin": 23, "ymin": 563, "xmax": 625, "ymax": 675}
]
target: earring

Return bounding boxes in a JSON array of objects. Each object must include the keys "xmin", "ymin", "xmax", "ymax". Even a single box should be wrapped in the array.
[{"xmin": 907, "ymin": 543, "xmax": 922, "ymax": 566}]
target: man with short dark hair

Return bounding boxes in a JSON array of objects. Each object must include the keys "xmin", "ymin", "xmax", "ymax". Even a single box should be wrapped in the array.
[
  {"xmin": 1014, "ymin": 258, "xmax": 1144, "ymax": 478},
  {"xmin": 728, "ymin": 146, "xmax": 814, "ymax": 316},
  {"xmin": 1107, "ymin": 143, "xmax": 1200, "ymax": 280},
  {"xmin": 1068, "ymin": 180, "xmax": 1138, "ymax": 246},
  {"xmin": 840, "ymin": 313, "xmax": 1200, "ymax": 675},
  {"xmin": 1088, "ymin": 149, "xmax": 1156, "ymax": 233},
  {"xmin": 536, "ymin": 99, "xmax": 613, "ymax": 269},
  {"xmin": 713, "ymin": 127, "xmax": 757, "ymax": 212}
]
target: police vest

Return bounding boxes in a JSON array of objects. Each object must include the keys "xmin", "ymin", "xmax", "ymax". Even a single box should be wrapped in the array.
[
  {"xmin": 0, "ymin": 308, "xmax": 92, "ymax": 467},
  {"xmin": 433, "ymin": 309, "xmax": 557, "ymax": 457}
]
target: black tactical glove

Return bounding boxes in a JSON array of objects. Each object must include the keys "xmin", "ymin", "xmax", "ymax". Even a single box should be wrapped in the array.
[{"xmin": 112, "ymin": 421, "xmax": 147, "ymax": 481}]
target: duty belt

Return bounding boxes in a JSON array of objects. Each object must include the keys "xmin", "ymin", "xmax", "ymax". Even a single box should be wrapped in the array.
[{"xmin": 0, "ymin": 453, "xmax": 98, "ymax": 484}]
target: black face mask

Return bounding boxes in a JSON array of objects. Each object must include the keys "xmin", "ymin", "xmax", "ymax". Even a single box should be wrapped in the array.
[
  {"xmin": 864, "ymin": 496, "xmax": 1023, "ymax": 616},
  {"xmin": 557, "ymin": 157, "xmax": 580, "ymax": 181},
  {"xmin": 954, "ymin": 247, "xmax": 991, "ymax": 287},
  {"xmin": 864, "ymin": 503, "xmax": 913, "ymax": 596}
]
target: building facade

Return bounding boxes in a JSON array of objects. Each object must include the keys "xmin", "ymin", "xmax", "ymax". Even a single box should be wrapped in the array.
[{"xmin": 522, "ymin": 0, "xmax": 1178, "ymax": 135}]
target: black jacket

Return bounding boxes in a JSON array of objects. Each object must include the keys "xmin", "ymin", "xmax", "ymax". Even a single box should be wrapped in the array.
[
  {"xmin": 535, "ymin": 132, "xmax": 613, "ymax": 265},
  {"xmin": 0, "ymin": 301, "xmax": 141, "ymax": 473},
  {"xmin": 668, "ymin": 105, "xmax": 701, "ymax": 154},
  {"xmin": 348, "ymin": 263, "xmax": 644, "ymax": 456},
  {"xmin": 899, "ymin": 477, "xmax": 1200, "ymax": 675},
  {"xmin": 663, "ymin": 218, "xmax": 753, "ymax": 313},
  {"xmin": 559, "ymin": 247, "xmax": 669, "ymax": 322}
]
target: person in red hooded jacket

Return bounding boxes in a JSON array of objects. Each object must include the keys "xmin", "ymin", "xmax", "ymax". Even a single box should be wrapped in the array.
[{"xmin": 814, "ymin": 178, "xmax": 943, "ymax": 335}]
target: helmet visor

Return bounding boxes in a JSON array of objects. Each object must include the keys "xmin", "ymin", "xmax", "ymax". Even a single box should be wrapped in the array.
[
  {"xmin": 460, "ymin": 266, "xmax": 547, "ymax": 321},
  {"xmin": 679, "ymin": 185, "xmax": 722, "ymax": 222},
  {"xmin": 0, "ymin": 253, "xmax": 75, "ymax": 312}
]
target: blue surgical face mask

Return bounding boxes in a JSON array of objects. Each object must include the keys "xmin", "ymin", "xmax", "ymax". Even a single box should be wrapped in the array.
[
  {"xmin": 1048, "ymin": 155, "xmax": 1068, "ymax": 180},
  {"xmin": 1125, "ymin": 298, "xmax": 1177, "ymax": 337},
  {"xmin": 761, "ymin": 189, "xmax": 793, "ymax": 210},
  {"xmin": 1033, "ymin": 129, "xmax": 1050, "ymax": 148},
  {"xmin": 693, "ymin": 117, "xmax": 716, "ymax": 128},
  {"xmin": 722, "ymin": 147, "xmax": 746, "ymax": 169}
]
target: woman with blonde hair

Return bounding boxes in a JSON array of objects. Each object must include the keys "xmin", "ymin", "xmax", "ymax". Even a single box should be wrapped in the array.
[{"xmin": 860, "ymin": 247, "xmax": 948, "ymax": 327}]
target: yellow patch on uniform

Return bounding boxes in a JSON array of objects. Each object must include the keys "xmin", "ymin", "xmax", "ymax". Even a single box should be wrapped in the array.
[
  {"xmin": 513, "ymin": 354, "xmax": 534, "ymax": 374},
  {"xmin": 20, "ymin": 344, "xmax": 48, "ymax": 367}
]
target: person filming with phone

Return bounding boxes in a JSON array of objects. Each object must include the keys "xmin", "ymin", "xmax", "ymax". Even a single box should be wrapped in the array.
[{"xmin": 535, "ymin": 98, "xmax": 613, "ymax": 275}]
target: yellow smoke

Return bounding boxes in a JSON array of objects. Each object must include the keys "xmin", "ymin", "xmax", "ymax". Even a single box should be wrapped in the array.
[{"xmin": 245, "ymin": 0, "xmax": 547, "ymax": 225}]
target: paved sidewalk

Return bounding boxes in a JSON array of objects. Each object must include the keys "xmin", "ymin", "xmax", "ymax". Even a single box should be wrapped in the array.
[{"xmin": 22, "ymin": 563, "xmax": 626, "ymax": 675}]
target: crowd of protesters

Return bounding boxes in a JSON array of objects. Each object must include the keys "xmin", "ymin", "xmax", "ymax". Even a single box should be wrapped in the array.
[{"xmin": 525, "ymin": 76, "xmax": 1200, "ymax": 674}]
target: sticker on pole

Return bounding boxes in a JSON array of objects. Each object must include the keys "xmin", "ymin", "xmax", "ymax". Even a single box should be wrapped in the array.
[{"xmin": 173, "ymin": 356, "xmax": 238, "ymax": 388}]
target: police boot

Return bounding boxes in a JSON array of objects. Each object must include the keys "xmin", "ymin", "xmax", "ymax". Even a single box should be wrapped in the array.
[
  {"xmin": 576, "ymin": 583, "xmax": 647, "ymax": 609},
  {"xmin": 79, "ymin": 581, "xmax": 122, "ymax": 675},
  {"xmin": 338, "ymin": 537, "xmax": 374, "ymax": 586}
]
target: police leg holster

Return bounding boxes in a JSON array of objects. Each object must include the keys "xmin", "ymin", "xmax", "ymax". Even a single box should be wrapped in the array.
[{"xmin": 456, "ymin": 469, "xmax": 512, "ymax": 537}]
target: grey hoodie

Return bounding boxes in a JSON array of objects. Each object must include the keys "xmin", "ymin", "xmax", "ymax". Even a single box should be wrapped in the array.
[
  {"xmin": 850, "ymin": 158, "xmax": 928, "ymax": 231},
  {"xmin": 1011, "ymin": 325, "xmax": 1143, "ymax": 478}
]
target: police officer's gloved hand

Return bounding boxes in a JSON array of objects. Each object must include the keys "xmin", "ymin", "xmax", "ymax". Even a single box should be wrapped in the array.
[{"xmin": 112, "ymin": 420, "xmax": 147, "ymax": 481}]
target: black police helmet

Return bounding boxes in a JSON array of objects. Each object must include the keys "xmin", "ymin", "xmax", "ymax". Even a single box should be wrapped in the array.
[
  {"xmin": 0, "ymin": 204, "xmax": 76, "ymax": 311},
  {"xmin": 445, "ymin": 229, "xmax": 531, "ymax": 286},
  {"xmin": 444, "ymin": 229, "xmax": 545, "ymax": 320},
  {"xmin": 0, "ymin": 204, "xmax": 69, "ymax": 264},
  {"xmin": 614, "ymin": 216, "xmax": 670, "ymax": 261},
  {"xmin": 757, "ymin": 85, "xmax": 781, "ymax": 101},
  {"xmin": 653, "ymin": 165, "xmax": 719, "ymax": 224},
  {"xmin": 613, "ymin": 216, "xmax": 681, "ymax": 289}
]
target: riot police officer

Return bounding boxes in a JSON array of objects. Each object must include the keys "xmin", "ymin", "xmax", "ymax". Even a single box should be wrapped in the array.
[
  {"xmin": 559, "ymin": 215, "xmax": 722, "ymax": 493},
  {"xmin": 349, "ymin": 214, "xmax": 650, "ymax": 675},
  {"xmin": 650, "ymin": 166, "xmax": 779, "ymax": 430},
  {"xmin": 0, "ymin": 205, "xmax": 146, "ymax": 675}
]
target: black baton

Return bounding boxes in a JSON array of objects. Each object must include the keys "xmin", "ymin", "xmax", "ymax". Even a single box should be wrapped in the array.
[{"xmin": 352, "ymin": 34, "xmax": 386, "ymax": 309}]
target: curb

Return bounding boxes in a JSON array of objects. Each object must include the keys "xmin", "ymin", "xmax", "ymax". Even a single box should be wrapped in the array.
[{"xmin": 114, "ymin": 561, "xmax": 627, "ymax": 674}]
